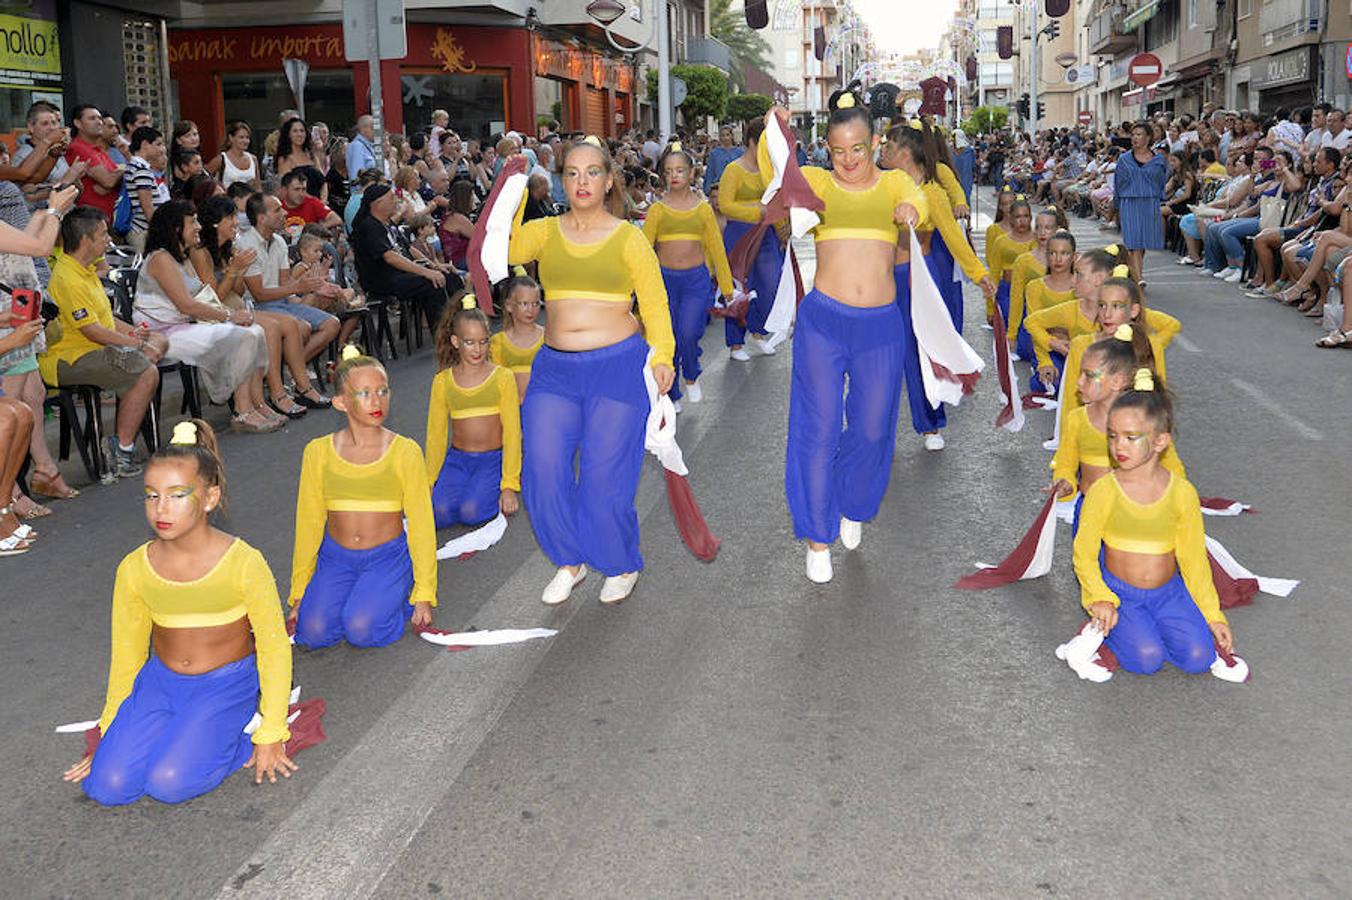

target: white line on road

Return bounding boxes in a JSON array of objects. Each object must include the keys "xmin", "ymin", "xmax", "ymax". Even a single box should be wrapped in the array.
[
  {"xmin": 1173, "ymin": 334, "xmax": 1202, "ymax": 352},
  {"xmin": 217, "ymin": 350, "xmax": 744, "ymax": 898},
  {"xmin": 1229, "ymin": 377, "xmax": 1323, "ymax": 441}
]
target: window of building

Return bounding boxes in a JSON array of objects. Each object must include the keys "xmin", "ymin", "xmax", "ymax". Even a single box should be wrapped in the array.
[
  {"xmin": 401, "ymin": 71, "xmax": 508, "ymax": 142},
  {"xmin": 1144, "ymin": 0, "xmax": 1179, "ymax": 49},
  {"xmin": 1238, "ymin": 0, "xmax": 1252, "ymax": 18},
  {"xmin": 220, "ymin": 70, "xmax": 355, "ymax": 155},
  {"xmin": 1188, "ymin": 0, "xmax": 1198, "ymax": 26},
  {"xmin": 980, "ymin": 28, "xmax": 997, "ymax": 52}
]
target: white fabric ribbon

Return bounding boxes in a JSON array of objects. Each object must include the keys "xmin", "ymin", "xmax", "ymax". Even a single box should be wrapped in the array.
[
  {"xmin": 973, "ymin": 495, "xmax": 1058, "ymax": 580},
  {"xmin": 418, "ymin": 628, "xmax": 558, "ymax": 647},
  {"xmin": 1201, "ymin": 500, "xmax": 1251, "ymax": 517},
  {"xmin": 1043, "ymin": 372, "xmax": 1068, "ymax": 451},
  {"xmin": 481, "ymin": 170, "xmax": 530, "ymax": 286},
  {"xmin": 436, "ymin": 513, "xmax": 509, "ymax": 560},
  {"xmin": 909, "ymin": 229, "xmax": 984, "ymax": 410},
  {"xmin": 1205, "ymin": 535, "xmax": 1300, "ymax": 598},
  {"xmin": 642, "ymin": 350, "xmax": 688, "ymax": 475},
  {"xmin": 759, "ymin": 116, "xmax": 819, "ymax": 239},
  {"xmin": 995, "ymin": 328, "xmax": 1025, "ymax": 434}
]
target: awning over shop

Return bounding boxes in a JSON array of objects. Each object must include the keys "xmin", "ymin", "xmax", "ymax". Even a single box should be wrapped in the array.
[{"xmin": 1122, "ymin": 0, "xmax": 1160, "ymax": 32}]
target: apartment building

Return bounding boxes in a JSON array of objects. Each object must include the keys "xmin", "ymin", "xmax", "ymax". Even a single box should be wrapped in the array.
[{"xmin": 975, "ymin": 0, "xmax": 1016, "ymax": 108}]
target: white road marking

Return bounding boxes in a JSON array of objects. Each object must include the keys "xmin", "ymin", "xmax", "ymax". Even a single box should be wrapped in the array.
[
  {"xmin": 1172, "ymin": 334, "xmax": 1202, "ymax": 352},
  {"xmin": 1229, "ymin": 377, "xmax": 1323, "ymax": 440}
]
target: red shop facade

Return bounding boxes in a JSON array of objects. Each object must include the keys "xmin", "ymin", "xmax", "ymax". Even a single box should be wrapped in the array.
[
  {"xmin": 169, "ymin": 23, "xmax": 533, "ymax": 153},
  {"xmin": 531, "ymin": 35, "xmax": 636, "ymax": 138}
]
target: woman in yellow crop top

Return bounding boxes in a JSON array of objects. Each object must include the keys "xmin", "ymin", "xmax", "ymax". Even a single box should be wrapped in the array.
[
  {"xmin": 490, "ymin": 271, "xmax": 544, "ymax": 401},
  {"xmin": 717, "ymin": 118, "xmax": 783, "ymax": 358},
  {"xmin": 880, "ymin": 119, "xmax": 996, "ymax": 448},
  {"xmin": 644, "ymin": 142, "xmax": 734, "ymax": 404},
  {"xmin": 428, "ymin": 297, "xmax": 521, "ymax": 530},
  {"xmin": 987, "ymin": 195, "xmax": 1036, "ymax": 329},
  {"xmin": 1049, "ymin": 327, "xmax": 1186, "ymax": 508},
  {"xmin": 288, "ymin": 348, "xmax": 437, "ymax": 648},
  {"xmin": 759, "ymin": 94, "xmax": 926, "ymax": 584},
  {"xmin": 68, "ymin": 420, "xmax": 296, "ymax": 806},
  {"xmin": 1068, "ymin": 370, "xmax": 1234, "ymax": 678},
  {"xmin": 1018, "ymin": 229, "xmax": 1077, "ymax": 392},
  {"xmin": 506, "ymin": 136, "xmax": 677, "ymax": 607},
  {"xmin": 1007, "ymin": 206, "xmax": 1068, "ymax": 361}
]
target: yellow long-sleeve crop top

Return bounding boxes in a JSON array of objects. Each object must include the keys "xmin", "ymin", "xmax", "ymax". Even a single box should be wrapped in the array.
[
  {"xmin": 290, "ymin": 435, "xmax": 438, "ymax": 606},
  {"xmin": 98, "ymin": 540, "xmax": 292, "ymax": 744},
  {"xmin": 798, "ymin": 166, "xmax": 930, "ymax": 243},
  {"xmin": 984, "ymin": 221, "xmax": 1009, "ymax": 271},
  {"xmin": 489, "ymin": 330, "xmax": 543, "ymax": 376},
  {"xmin": 1028, "ymin": 302, "xmax": 1182, "ymax": 370},
  {"xmin": 1058, "ymin": 330, "xmax": 1171, "ymax": 437},
  {"xmin": 917, "ymin": 181, "xmax": 988, "ymax": 283},
  {"xmin": 641, "ymin": 199, "xmax": 735, "ymax": 297},
  {"xmin": 425, "ymin": 365, "xmax": 522, "ymax": 492},
  {"xmin": 717, "ymin": 160, "xmax": 767, "ymax": 224},
  {"xmin": 1007, "ymin": 251, "xmax": 1047, "ymax": 339},
  {"xmin": 1072, "ymin": 473, "xmax": 1225, "ymax": 624},
  {"xmin": 508, "ymin": 214, "xmax": 675, "ymax": 368},
  {"xmin": 988, "ymin": 231, "xmax": 1036, "ymax": 281},
  {"xmin": 1023, "ymin": 278, "xmax": 1075, "ymax": 320},
  {"xmin": 1051, "ymin": 404, "xmax": 1187, "ymax": 495},
  {"xmin": 936, "ymin": 163, "xmax": 968, "ymax": 211}
]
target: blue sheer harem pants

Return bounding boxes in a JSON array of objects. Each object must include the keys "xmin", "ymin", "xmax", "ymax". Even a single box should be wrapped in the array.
[
  {"xmin": 522, "ymin": 333, "xmax": 649, "ymax": 576},
  {"xmin": 433, "ymin": 447, "xmax": 503, "ymax": 528},
  {"xmin": 786, "ymin": 289, "xmax": 905, "ymax": 544},
  {"xmin": 722, "ymin": 219, "xmax": 782, "ymax": 346},
  {"xmin": 1101, "ymin": 561, "xmax": 1215, "ymax": 675},
  {"xmin": 661, "ymin": 264, "xmax": 712, "ymax": 401},
  {"xmin": 295, "ymin": 533, "xmax": 415, "ymax": 649},
  {"xmin": 894, "ymin": 262, "xmax": 946, "ymax": 434},
  {"xmin": 83, "ymin": 655, "xmax": 259, "ymax": 806},
  {"xmin": 930, "ymin": 232, "xmax": 965, "ymax": 332}
]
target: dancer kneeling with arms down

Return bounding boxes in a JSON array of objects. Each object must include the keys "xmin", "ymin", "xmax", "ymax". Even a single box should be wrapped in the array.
[
  {"xmin": 1067, "ymin": 371, "xmax": 1236, "ymax": 681},
  {"xmin": 427, "ymin": 296, "xmax": 521, "ymax": 529},
  {"xmin": 288, "ymin": 347, "xmax": 437, "ymax": 647},
  {"xmin": 67, "ymin": 420, "xmax": 295, "ymax": 804}
]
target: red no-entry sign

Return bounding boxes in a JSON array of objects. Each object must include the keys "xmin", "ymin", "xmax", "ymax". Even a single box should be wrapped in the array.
[
  {"xmin": 1128, "ymin": 52, "xmax": 1163, "ymax": 87},
  {"xmin": 1078, "ymin": 110, "xmax": 1093, "ymax": 125}
]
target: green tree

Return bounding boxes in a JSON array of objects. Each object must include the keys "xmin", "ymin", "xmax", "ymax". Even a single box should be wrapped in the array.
[
  {"xmin": 725, "ymin": 92, "xmax": 773, "ymax": 124},
  {"xmin": 962, "ymin": 105, "xmax": 1008, "ymax": 137},
  {"xmin": 709, "ymin": 0, "xmax": 772, "ymax": 89},
  {"xmin": 647, "ymin": 64, "xmax": 729, "ymax": 123}
]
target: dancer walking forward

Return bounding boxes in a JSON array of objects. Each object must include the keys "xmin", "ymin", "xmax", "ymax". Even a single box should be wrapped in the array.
[
  {"xmin": 643, "ymin": 141, "xmax": 733, "ymax": 405},
  {"xmin": 763, "ymin": 95, "xmax": 927, "ymax": 583},
  {"xmin": 718, "ymin": 120, "xmax": 783, "ymax": 360},
  {"xmin": 507, "ymin": 136, "xmax": 676, "ymax": 606},
  {"xmin": 68, "ymin": 421, "xmax": 295, "ymax": 805}
]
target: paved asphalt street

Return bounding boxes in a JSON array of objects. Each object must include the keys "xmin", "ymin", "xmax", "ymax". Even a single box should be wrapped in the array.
[{"xmin": 3, "ymin": 187, "xmax": 1350, "ymax": 898}]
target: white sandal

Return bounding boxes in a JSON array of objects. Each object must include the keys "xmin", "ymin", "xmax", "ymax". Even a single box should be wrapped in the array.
[{"xmin": 0, "ymin": 508, "xmax": 32, "ymax": 556}]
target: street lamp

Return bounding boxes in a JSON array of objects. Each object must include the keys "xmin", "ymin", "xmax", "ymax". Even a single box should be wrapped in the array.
[{"xmin": 586, "ymin": 0, "xmax": 672, "ymax": 141}]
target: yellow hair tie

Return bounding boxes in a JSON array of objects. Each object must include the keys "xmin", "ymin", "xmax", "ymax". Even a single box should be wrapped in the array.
[
  {"xmin": 670, "ymin": 141, "xmax": 683, "ymax": 152},
  {"xmin": 1047, "ymin": 204, "xmax": 1057, "ymax": 211},
  {"xmin": 836, "ymin": 93, "xmax": 856, "ymax": 109},
  {"xmin": 1114, "ymin": 323, "xmax": 1134, "ymax": 341},
  {"xmin": 341, "ymin": 344, "xmax": 363, "ymax": 361},
  {"xmin": 512, "ymin": 265, "xmax": 527, "ymax": 277},
  {"xmin": 170, "ymin": 421, "xmax": 197, "ymax": 446},
  {"xmin": 582, "ymin": 135, "xmax": 603, "ymax": 148},
  {"xmin": 909, "ymin": 118, "xmax": 924, "ymax": 131},
  {"xmin": 1002, "ymin": 185, "xmax": 1012, "ymax": 192},
  {"xmin": 1112, "ymin": 264, "xmax": 1130, "ymax": 278},
  {"xmin": 1015, "ymin": 193, "xmax": 1026, "ymax": 201},
  {"xmin": 1133, "ymin": 368, "xmax": 1155, "ymax": 392},
  {"xmin": 461, "ymin": 294, "xmax": 477, "ymax": 310},
  {"xmin": 1104, "ymin": 244, "xmax": 1120, "ymax": 256}
]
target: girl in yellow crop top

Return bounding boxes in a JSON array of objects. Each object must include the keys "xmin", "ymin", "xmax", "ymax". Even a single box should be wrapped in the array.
[
  {"xmin": 988, "ymin": 196, "xmax": 1036, "ymax": 328},
  {"xmin": 69, "ymin": 420, "xmax": 297, "ymax": 806},
  {"xmin": 1070, "ymin": 370, "xmax": 1234, "ymax": 678},
  {"xmin": 1007, "ymin": 206, "xmax": 1068, "ymax": 356},
  {"xmin": 717, "ymin": 119, "xmax": 782, "ymax": 357},
  {"xmin": 982, "ymin": 187, "xmax": 1017, "ymax": 319},
  {"xmin": 645, "ymin": 143, "xmax": 735, "ymax": 402},
  {"xmin": 490, "ymin": 272, "xmax": 545, "ymax": 400},
  {"xmin": 760, "ymin": 96, "xmax": 925, "ymax": 584},
  {"xmin": 506, "ymin": 137, "xmax": 676, "ymax": 607},
  {"xmin": 428, "ymin": 297, "xmax": 521, "ymax": 530},
  {"xmin": 288, "ymin": 348, "xmax": 438, "ymax": 649}
]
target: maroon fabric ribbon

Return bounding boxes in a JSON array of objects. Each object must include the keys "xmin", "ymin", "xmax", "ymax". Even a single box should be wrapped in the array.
[
  {"xmin": 467, "ymin": 155, "xmax": 531, "ymax": 316},
  {"xmin": 665, "ymin": 469, "xmax": 720, "ymax": 562},
  {"xmin": 728, "ymin": 116, "xmax": 823, "ymax": 292},
  {"xmin": 1209, "ymin": 551, "xmax": 1259, "ymax": 610},
  {"xmin": 284, "ymin": 698, "xmax": 328, "ymax": 756},
  {"xmin": 954, "ymin": 494, "xmax": 1056, "ymax": 589},
  {"xmin": 1200, "ymin": 496, "xmax": 1256, "ymax": 514},
  {"xmin": 992, "ymin": 303, "xmax": 1018, "ymax": 428}
]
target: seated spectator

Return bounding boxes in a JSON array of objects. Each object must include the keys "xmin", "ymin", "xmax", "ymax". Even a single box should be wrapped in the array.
[
  {"xmin": 236, "ymin": 193, "xmax": 340, "ymax": 365},
  {"xmin": 438, "ymin": 180, "xmax": 475, "ymax": 270},
  {"xmin": 393, "ymin": 165, "xmax": 426, "ymax": 221},
  {"xmin": 0, "ymin": 369, "xmax": 35, "ymax": 554},
  {"xmin": 279, "ymin": 169, "xmax": 342, "ymax": 239},
  {"xmin": 350, "ymin": 183, "xmax": 457, "ymax": 330},
  {"xmin": 291, "ymin": 231, "xmax": 361, "ymax": 318},
  {"xmin": 522, "ymin": 173, "xmax": 557, "ymax": 223},
  {"xmin": 406, "ymin": 213, "xmax": 454, "ymax": 275},
  {"xmin": 344, "ymin": 167, "xmax": 385, "ymax": 233},
  {"xmin": 208, "ymin": 120, "xmax": 261, "ymax": 191},
  {"xmin": 133, "ymin": 200, "xmax": 279, "ymax": 433},
  {"xmin": 170, "ymin": 147, "xmax": 203, "ymax": 199},
  {"xmin": 124, "ymin": 126, "xmax": 170, "ymax": 254},
  {"xmin": 10, "ymin": 100, "xmax": 79, "ymax": 214},
  {"xmin": 41, "ymin": 206, "xmax": 164, "ymax": 479}
]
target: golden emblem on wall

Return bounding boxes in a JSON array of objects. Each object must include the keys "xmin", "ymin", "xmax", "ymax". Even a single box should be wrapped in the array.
[{"xmin": 430, "ymin": 28, "xmax": 477, "ymax": 73}]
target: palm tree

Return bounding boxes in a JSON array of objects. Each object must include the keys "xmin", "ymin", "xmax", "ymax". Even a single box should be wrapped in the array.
[{"xmin": 710, "ymin": 0, "xmax": 773, "ymax": 90}]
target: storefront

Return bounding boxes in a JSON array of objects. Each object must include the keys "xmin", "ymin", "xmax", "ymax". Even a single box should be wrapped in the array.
[
  {"xmin": 1250, "ymin": 45, "xmax": 1317, "ymax": 115},
  {"xmin": 531, "ymin": 35, "xmax": 636, "ymax": 138},
  {"xmin": 0, "ymin": 2, "xmax": 62, "ymax": 138},
  {"xmin": 169, "ymin": 23, "xmax": 533, "ymax": 154}
]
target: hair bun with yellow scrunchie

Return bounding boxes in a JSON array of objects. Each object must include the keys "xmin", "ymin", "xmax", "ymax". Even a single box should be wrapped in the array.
[
  {"xmin": 170, "ymin": 421, "xmax": 198, "ymax": 446},
  {"xmin": 1112, "ymin": 264, "xmax": 1131, "ymax": 278},
  {"xmin": 461, "ymin": 293, "xmax": 477, "ymax": 310},
  {"xmin": 341, "ymin": 344, "xmax": 363, "ymax": 361},
  {"xmin": 1103, "ymin": 244, "xmax": 1120, "ymax": 256},
  {"xmin": 1133, "ymin": 368, "xmax": 1155, "ymax": 392},
  {"xmin": 1113, "ymin": 323, "xmax": 1134, "ymax": 342}
]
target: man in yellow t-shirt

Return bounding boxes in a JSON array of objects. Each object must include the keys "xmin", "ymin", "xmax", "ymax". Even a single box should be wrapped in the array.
[{"xmin": 40, "ymin": 208, "xmax": 164, "ymax": 477}]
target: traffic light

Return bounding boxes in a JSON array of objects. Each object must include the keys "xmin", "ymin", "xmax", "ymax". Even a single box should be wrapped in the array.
[
  {"xmin": 1045, "ymin": 0, "xmax": 1070, "ymax": 16},
  {"xmin": 1045, "ymin": 20, "xmax": 1061, "ymax": 40},
  {"xmin": 1036, "ymin": 101, "xmax": 1046, "ymax": 121},
  {"xmin": 997, "ymin": 26, "xmax": 1013, "ymax": 59},
  {"xmin": 1017, "ymin": 93, "xmax": 1030, "ymax": 119}
]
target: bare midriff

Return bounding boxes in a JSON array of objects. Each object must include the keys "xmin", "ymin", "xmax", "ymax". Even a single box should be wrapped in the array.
[
  {"xmin": 450, "ymin": 414, "xmax": 503, "ymax": 453},
  {"xmin": 153, "ymin": 617, "xmax": 253, "ymax": 675},
  {"xmin": 1078, "ymin": 463, "xmax": 1111, "ymax": 494},
  {"xmin": 327, "ymin": 510, "xmax": 405, "ymax": 550},
  {"xmin": 545, "ymin": 298, "xmax": 640, "ymax": 352},
  {"xmin": 814, "ymin": 239, "xmax": 901, "ymax": 307},
  {"xmin": 1104, "ymin": 546, "xmax": 1178, "ymax": 591},
  {"xmin": 655, "ymin": 239, "xmax": 706, "ymax": 270},
  {"xmin": 892, "ymin": 227, "xmax": 934, "ymax": 265}
]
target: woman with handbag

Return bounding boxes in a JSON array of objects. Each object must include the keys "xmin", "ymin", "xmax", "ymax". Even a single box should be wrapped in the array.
[{"xmin": 133, "ymin": 201, "xmax": 279, "ymax": 433}]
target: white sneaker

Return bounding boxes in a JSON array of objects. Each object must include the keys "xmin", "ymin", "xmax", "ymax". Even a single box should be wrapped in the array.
[
  {"xmin": 541, "ymin": 565, "xmax": 587, "ymax": 605},
  {"xmin": 1223, "ymin": 268, "xmax": 1243, "ymax": 283},
  {"xmin": 1199, "ymin": 268, "xmax": 1217, "ymax": 277},
  {"xmin": 730, "ymin": 348, "xmax": 751, "ymax": 362},
  {"xmin": 1210, "ymin": 652, "xmax": 1250, "ymax": 683},
  {"xmin": 924, "ymin": 432, "xmax": 946, "ymax": 451},
  {"xmin": 806, "ymin": 546, "xmax": 833, "ymax": 583},
  {"xmin": 752, "ymin": 336, "xmax": 777, "ymax": 356},
  {"xmin": 599, "ymin": 571, "xmax": 639, "ymax": 605},
  {"xmin": 684, "ymin": 381, "xmax": 702, "ymax": 403},
  {"xmin": 1212, "ymin": 266, "xmax": 1235, "ymax": 279},
  {"xmin": 672, "ymin": 400, "xmax": 683, "ymax": 414},
  {"xmin": 839, "ymin": 517, "xmax": 862, "ymax": 550},
  {"xmin": 1177, "ymin": 256, "xmax": 1196, "ymax": 265}
]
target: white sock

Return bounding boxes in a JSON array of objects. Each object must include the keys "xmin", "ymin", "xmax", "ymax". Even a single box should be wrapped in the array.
[{"xmin": 118, "ymin": 441, "xmax": 135, "ymax": 453}]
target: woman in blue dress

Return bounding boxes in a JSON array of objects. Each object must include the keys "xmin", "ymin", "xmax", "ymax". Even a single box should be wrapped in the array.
[{"xmin": 1114, "ymin": 121, "xmax": 1169, "ymax": 284}]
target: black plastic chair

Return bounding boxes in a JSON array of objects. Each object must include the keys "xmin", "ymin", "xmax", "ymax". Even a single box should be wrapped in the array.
[{"xmin": 106, "ymin": 268, "xmax": 203, "ymax": 436}]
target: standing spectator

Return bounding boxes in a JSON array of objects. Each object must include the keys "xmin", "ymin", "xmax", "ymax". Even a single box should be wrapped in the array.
[
  {"xmin": 704, "ymin": 125, "xmax": 740, "ymax": 194},
  {"xmin": 275, "ymin": 117, "xmax": 326, "ymax": 201},
  {"xmin": 1303, "ymin": 103, "xmax": 1331, "ymax": 155},
  {"xmin": 326, "ymin": 137, "xmax": 350, "ymax": 213},
  {"xmin": 262, "ymin": 108, "xmax": 299, "ymax": 171},
  {"xmin": 12, "ymin": 100, "xmax": 82, "ymax": 211},
  {"xmin": 1322, "ymin": 109, "xmax": 1350, "ymax": 150},
  {"xmin": 429, "ymin": 109, "xmax": 450, "ymax": 158},
  {"xmin": 1114, "ymin": 121, "xmax": 1169, "ymax": 283},
  {"xmin": 170, "ymin": 148, "xmax": 203, "ymax": 199},
  {"xmin": 171, "ymin": 120, "xmax": 200, "ymax": 157},
  {"xmin": 1266, "ymin": 107, "xmax": 1304, "ymax": 156},
  {"xmin": 124, "ymin": 126, "xmax": 170, "ymax": 253},
  {"xmin": 346, "ymin": 115, "xmax": 379, "ymax": 181},
  {"xmin": 65, "ymin": 105, "xmax": 125, "ymax": 221},
  {"xmin": 350, "ymin": 183, "xmax": 456, "ymax": 330},
  {"xmin": 310, "ymin": 122, "xmax": 332, "ymax": 180},
  {"xmin": 641, "ymin": 130, "xmax": 662, "ymax": 166},
  {"xmin": 41, "ymin": 206, "xmax": 164, "ymax": 480},
  {"xmin": 438, "ymin": 180, "xmax": 475, "ymax": 271},
  {"xmin": 108, "ymin": 106, "xmax": 150, "ymax": 166},
  {"xmin": 208, "ymin": 120, "xmax": 261, "ymax": 191}
]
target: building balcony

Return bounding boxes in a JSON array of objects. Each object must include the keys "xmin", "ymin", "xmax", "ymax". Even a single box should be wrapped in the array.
[
  {"xmin": 1088, "ymin": 4, "xmax": 1137, "ymax": 55},
  {"xmin": 683, "ymin": 36, "xmax": 732, "ymax": 72},
  {"xmin": 1259, "ymin": 0, "xmax": 1321, "ymax": 47}
]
